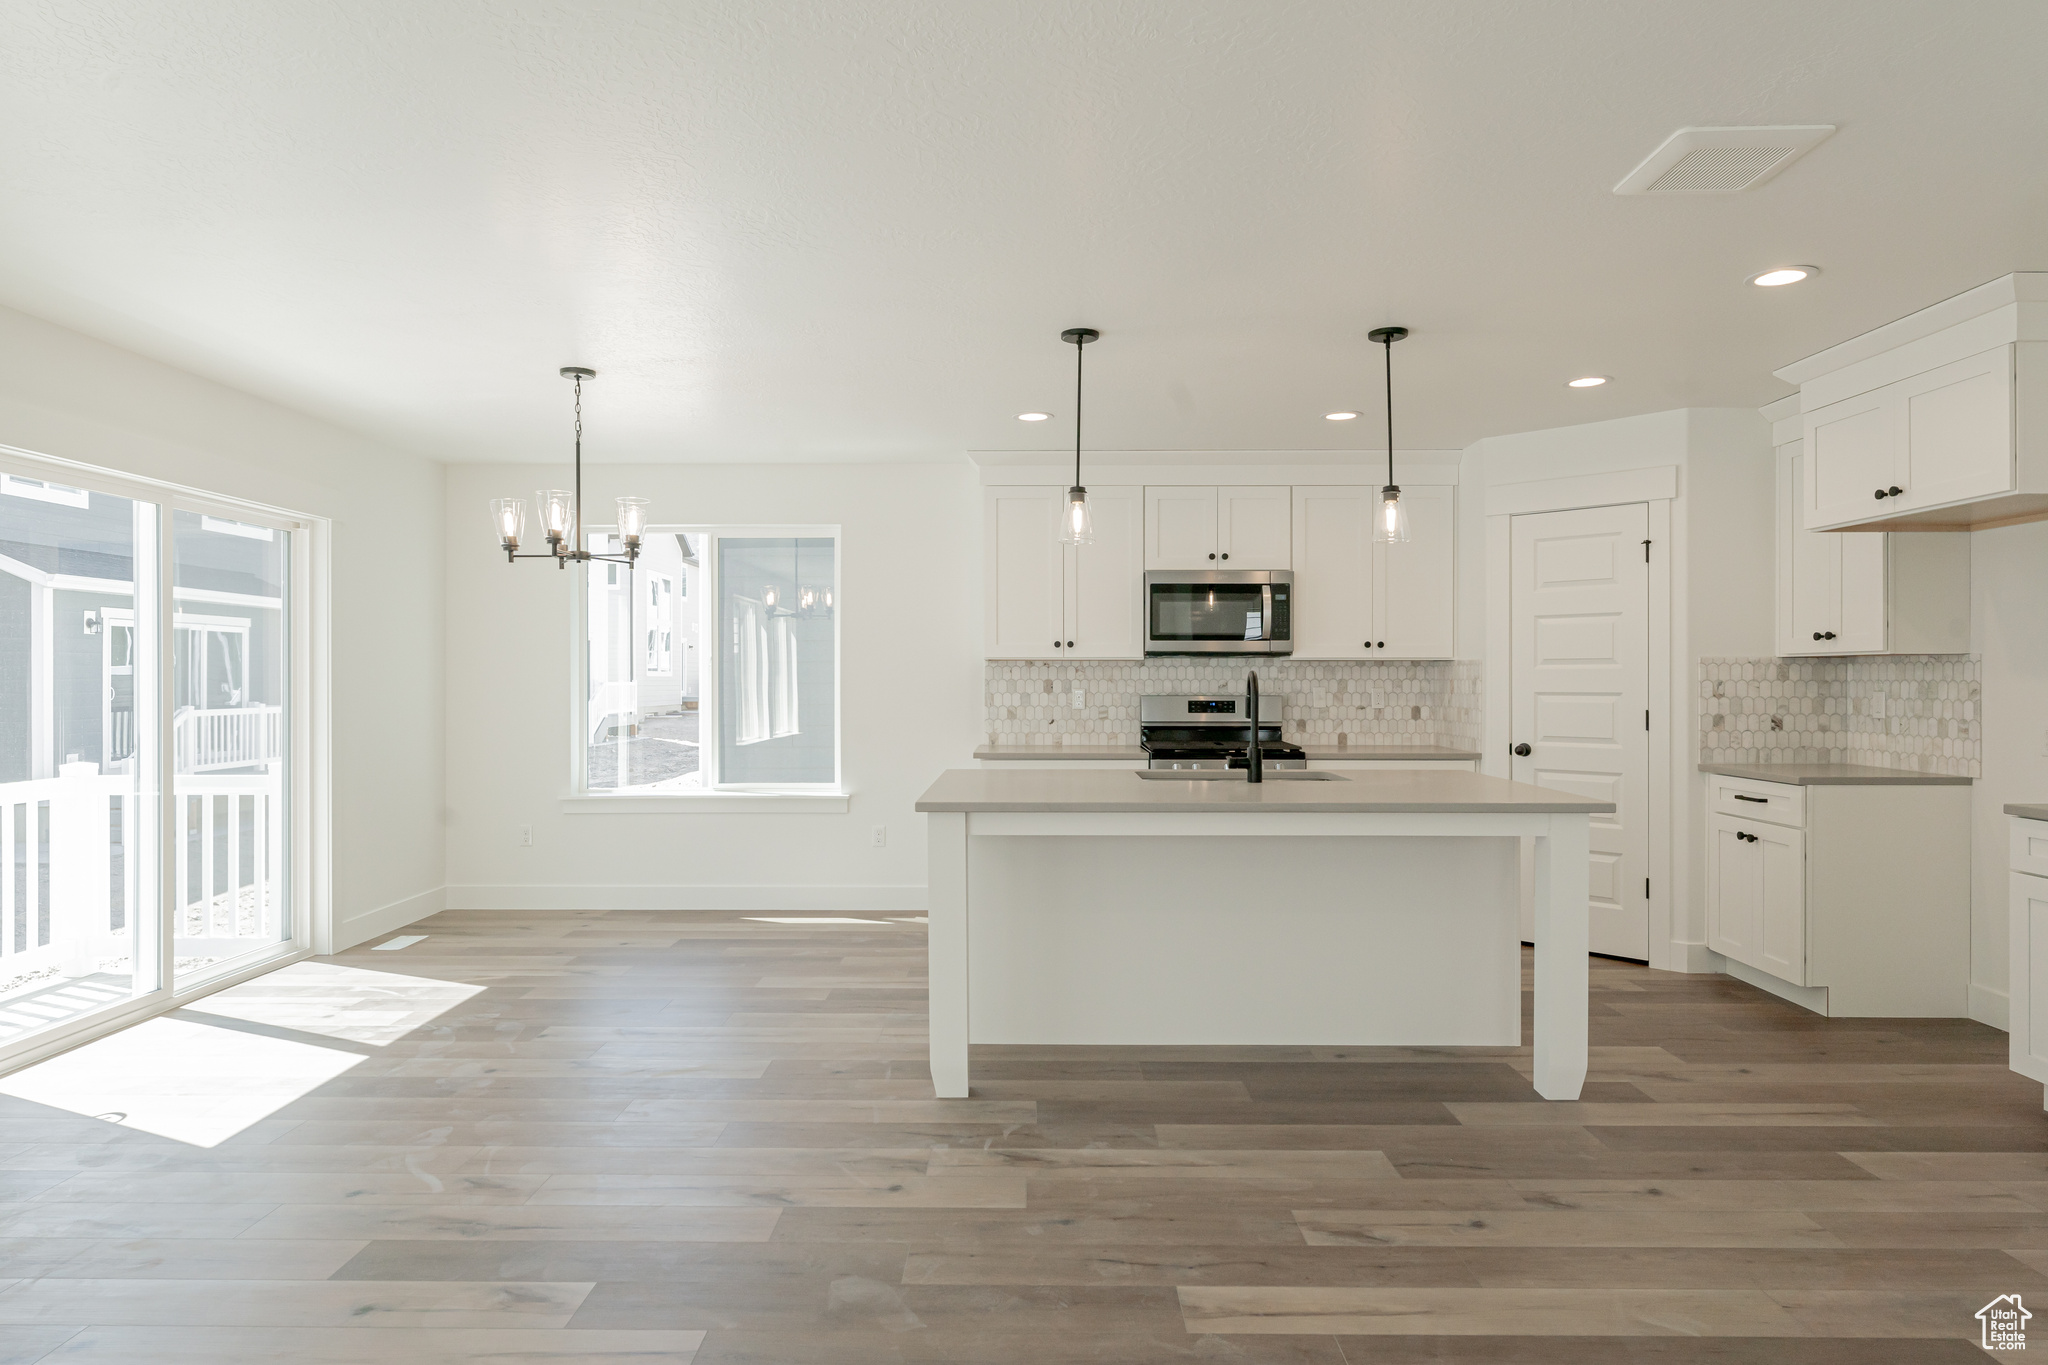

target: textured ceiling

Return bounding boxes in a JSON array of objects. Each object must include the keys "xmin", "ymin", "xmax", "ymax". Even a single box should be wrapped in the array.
[{"xmin": 0, "ymin": 1, "xmax": 2044, "ymax": 463}]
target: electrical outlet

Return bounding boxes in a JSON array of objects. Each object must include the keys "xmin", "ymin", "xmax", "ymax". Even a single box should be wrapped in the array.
[
  {"xmin": 517, "ymin": 824, "xmax": 533, "ymax": 847},
  {"xmin": 1071, "ymin": 687, "xmax": 1085, "ymax": 710},
  {"xmin": 871, "ymin": 824, "xmax": 886, "ymax": 848}
]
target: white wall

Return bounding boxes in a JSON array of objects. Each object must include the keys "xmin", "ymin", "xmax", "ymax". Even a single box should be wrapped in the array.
[
  {"xmin": 1464, "ymin": 407, "xmax": 1775, "ymax": 966},
  {"xmin": 443, "ymin": 461, "xmax": 982, "ymax": 909},
  {"xmin": 0, "ymin": 303, "xmax": 446, "ymax": 949},
  {"xmin": 1969, "ymin": 520, "xmax": 2048, "ymax": 1027}
]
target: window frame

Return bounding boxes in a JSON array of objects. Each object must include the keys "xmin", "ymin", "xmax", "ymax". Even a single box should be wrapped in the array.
[
  {"xmin": 0, "ymin": 441, "xmax": 328, "ymax": 1073},
  {"xmin": 565, "ymin": 524, "xmax": 846, "ymax": 813}
]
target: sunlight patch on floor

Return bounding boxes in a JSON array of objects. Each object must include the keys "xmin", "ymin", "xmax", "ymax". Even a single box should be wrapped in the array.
[
  {"xmin": 0, "ymin": 1014, "xmax": 364, "ymax": 1147},
  {"xmin": 182, "ymin": 961, "xmax": 486, "ymax": 1045}
]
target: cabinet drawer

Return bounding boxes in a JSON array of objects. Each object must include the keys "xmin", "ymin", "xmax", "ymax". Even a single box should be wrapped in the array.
[
  {"xmin": 2010, "ymin": 818, "xmax": 2048, "ymax": 877},
  {"xmin": 1710, "ymin": 776, "xmax": 1806, "ymax": 828}
]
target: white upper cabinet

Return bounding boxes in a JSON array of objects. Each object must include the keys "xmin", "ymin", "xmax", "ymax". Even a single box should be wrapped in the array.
[
  {"xmin": 1065, "ymin": 487, "xmax": 1143, "ymax": 659},
  {"xmin": 1290, "ymin": 484, "xmax": 1455, "ymax": 660},
  {"xmin": 985, "ymin": 486, "xmax": 1066, "ymax": 659},
  {"xmin": 1376, "ymin": 484, "xmax": 1456, "ymax": 659},
  {"xmin": 1783, "ymin": 274, "xmax": 2048, "ymax": 531},
  {"xmin": 984, "ymin": 486, "xmax": 1143, "ymax": 660},
  {"xmin": 1145, "ymin": 486, "xmax": 1290, "ymax": 568},
  {"xmin": 1216, "ymin": 486, "xmax": 1292, "ymax": 567},
  {"xmin": 1774, "ymin": 440, "xmax": 1969, "ymax": 657},
  {"xmin": 1289, "ymin": 487, "xmax": 1373, "ymax": 659},
  {"xmin": 1144, "ymin": 487, "xmax": 1220, "ymax": 568}
]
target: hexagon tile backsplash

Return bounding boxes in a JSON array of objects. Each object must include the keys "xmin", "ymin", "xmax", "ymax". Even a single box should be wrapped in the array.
[
  {"xmin": 1699, "ymin": 656, "xmax": 1980, "ymax": 777},
  {"xmin": 985, "ymin": 659, "xmax": 1483, "ymax": 750}
]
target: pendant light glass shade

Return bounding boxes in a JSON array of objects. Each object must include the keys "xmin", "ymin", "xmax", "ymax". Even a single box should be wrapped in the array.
[
  {"xmin": 1061, "ymin": 485, "xmax": 1095, "ymax": 545},
  {"xmin": 536, "ymin": 489, "xmax": 575, "ymax": 543},
  {"xmin": 490, "ymin": 498, "xmax": 526, "ymax": 549},
  {"xmin": 616, "ymin": 496, "xmax": 649, "ymax": 545},
  {"xmin": 1375, "ymin": 484, "xmax": 1409, "ymax": 543}
]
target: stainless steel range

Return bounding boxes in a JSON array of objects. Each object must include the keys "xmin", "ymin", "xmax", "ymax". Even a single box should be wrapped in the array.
[{"xmin": 1139, "ymin": 693, "xmax": 1305, "ymax": 770}]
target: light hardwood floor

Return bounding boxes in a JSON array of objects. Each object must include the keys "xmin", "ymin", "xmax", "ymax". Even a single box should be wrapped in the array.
[{"xmin": 0, "ymin": 907, "xmax": 2026, "ymax": 1362}]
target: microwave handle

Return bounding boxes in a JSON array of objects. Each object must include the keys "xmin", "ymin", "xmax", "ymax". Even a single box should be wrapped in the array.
[{"xmin": 1262, "ymin": 583, "xmax": 1273, "ymax": 648}]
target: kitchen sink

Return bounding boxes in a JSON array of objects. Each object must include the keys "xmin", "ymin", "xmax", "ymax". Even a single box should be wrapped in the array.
[{"xmin": 1134, "ymin": 770, "xmax": 1347, "ymax": 781}]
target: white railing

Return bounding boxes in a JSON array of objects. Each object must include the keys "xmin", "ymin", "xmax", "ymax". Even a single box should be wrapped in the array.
[
  {"xmin": 174, "ymin": 706, "xmax": 282, "ymax": 773},
  {"xmin": 0, "ymin": 766, "xmax": 283, "ymax": 995}
]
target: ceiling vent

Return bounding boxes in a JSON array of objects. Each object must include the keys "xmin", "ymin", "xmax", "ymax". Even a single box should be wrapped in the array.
[{"xmin": 1613, "ymin": 125, "xmax": 1835, "ymax": 195}]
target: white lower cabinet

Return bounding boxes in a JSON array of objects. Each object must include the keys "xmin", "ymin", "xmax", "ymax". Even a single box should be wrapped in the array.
[
  {"xmin": 2008, "ymin": 818, "xmax": 2048, "ymax": 1088},
  {"xmin": 1704, "ymin": 774, "xmax": 1968, "ymax": 1016}
]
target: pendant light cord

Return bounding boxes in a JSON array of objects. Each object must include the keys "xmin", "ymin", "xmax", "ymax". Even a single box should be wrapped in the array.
[
  {"xmin": 1382, "ymin": 335, "xmax": 1394, "ymax": 488},
  {"xmin": 572, "ymin": 373, "xmax": 584, "ymax": 553},
  {"xmin": 1074, "ymin": 336, "xmax": 1084, "ymax": 489}
]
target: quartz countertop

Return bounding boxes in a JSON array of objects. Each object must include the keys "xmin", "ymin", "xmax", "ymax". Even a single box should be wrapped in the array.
[
  {"xmin": 2007, "ymin": 804, "xmax": 2048, "ymax": 822},
  {"xmin": 1699, "ymin": 762, "xmax": 1972, "ymax": 786},
  {"xmin": 917, "ymin": 767, "xmax": 1616, "ymax": 815},
  {"xmin": 972, "ymin": 744, "xmax": 1479, "ymax": 762}
]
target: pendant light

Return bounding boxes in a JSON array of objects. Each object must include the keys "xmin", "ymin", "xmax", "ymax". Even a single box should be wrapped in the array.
[
  {"xmin": 489, "ymin": 367, "xmax": 650, "ymax": 568},
  {"xmin": 1059, "ymin": 327, "xmax": 1100, "ymax": 545},
  {"xmin": 1368, "ymin": 326, "xmax": 1410, "ymax": 543}
]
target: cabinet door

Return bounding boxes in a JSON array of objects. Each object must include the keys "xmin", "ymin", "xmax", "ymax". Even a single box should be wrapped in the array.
[
  {"xmin": 1706, "ymin": 814, "xmax": 1758, "ymax": 966},
  {"xmin": 984, "ymin": 487, "xmax": 1067, "ymax": 659},
  {"xmin": 1375, "ymin": 484, "xmax": 1455, "ymax": 659},
  {"xmin": 1289, "ymin": 487, "xmax": 1372, "ymax": 659},
  {"xmin": 1146, "ymin": 487, "xmax": 1220, "ymax": 569},
  {"xmin": 1897, "ymin": 346, "xmax": 2014, "ymax": 512},
  {"xmin": 1754, "ymin": 822, "xmax": 1807, "ymax": 985},
  {"xmin": 1217, "ymin": 486, "xmax": 1292, "ymax": 568},
  {"xmin": 1785, "ymin": 452, "xmax": 1844, "ymax": 651},
  {"xmin": 1065, "ymin": 486, "xmax": 1143, "ymax": 659},
  {"xmin": 2012, "ymin": 869, "xmax": 2048, "ymax": 1082},
  {"xmin": 1804, "ymin": 390, "xmax": 1899, "ymax": 529}
]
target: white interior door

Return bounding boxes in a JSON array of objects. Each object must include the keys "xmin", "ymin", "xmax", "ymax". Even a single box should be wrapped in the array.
[{"xmin": 1511, "ymin": 503, "xmax": 1651, "ymax": 961}]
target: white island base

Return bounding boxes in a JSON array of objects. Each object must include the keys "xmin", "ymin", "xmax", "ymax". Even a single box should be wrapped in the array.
[{"xmin": 918, "ymin": 769, "xmax": 1605, "ymax": 1102}]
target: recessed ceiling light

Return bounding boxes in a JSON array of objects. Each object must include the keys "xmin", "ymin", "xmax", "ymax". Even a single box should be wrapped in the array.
[
  {"xmin": 1016, "ymin": 411, "xmax": 1051, "ymax": 421},
  {"xmin": 1748, "ymin": 265, "xmax": 1820, "ymax": 287},
  {"xmin": 1566, "ymin": 375, "xmax": 1610, "ymax": 388},
  {"xmin": 1325, "ymin": 411, "xmax": 1359, "ymax": 421}
]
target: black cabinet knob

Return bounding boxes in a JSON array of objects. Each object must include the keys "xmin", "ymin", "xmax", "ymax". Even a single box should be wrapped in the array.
[
  {"xmin": 1221, "ymin": 553, "xmax": 1230, "ymax": 560},
  {"xmin": 1066, "ymin": 640, "xmax": 1074, "ymax": 648},
  {"xmin": 1874, "ymin": 488, "xmax": 1888, "ymax": 499},
  {"xmin": 1376, "ymin": 641, "xmax": 1385, "ymax": 648},
  {"xmin": 1208, "ymin": 553, "xmax": 1217, "ymax": 560},
  {"xmin": 1823, "ymin": 631, "xmax": 1836, "ymax": 640},
  {"xmin": 1812, "ymin": 632, "xmax": 1823, "ymax": 640},
  {"xmin": 1888, "ymin": 485, "xmax": 1902, "ymax": 497},
  {"xmin": 1512, "ymin": 743, "xmax": 1532, "ymax": 757},
  {"xmin": 1054, "ymin": 641, "xmax": 1062, "ymax": 648}
]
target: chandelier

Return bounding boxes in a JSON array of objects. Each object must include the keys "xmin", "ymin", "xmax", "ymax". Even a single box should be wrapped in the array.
[{"xmin": 489, "ymin": 367, "xmax": 650, "ymax": 568}]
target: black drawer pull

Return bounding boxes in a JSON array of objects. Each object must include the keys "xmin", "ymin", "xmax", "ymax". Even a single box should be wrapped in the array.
[{"xmin": 1733, "ymin": 794, "xmax": 1768, "ymax": 803}]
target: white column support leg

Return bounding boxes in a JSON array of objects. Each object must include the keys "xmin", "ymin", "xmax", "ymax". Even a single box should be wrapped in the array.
[
  {"xmin": 926, "ymin": 811, "xmax": 969, "ymax": 1098},
  {"xmin": 1531, "ymin": 812, "xmax": 1590, "ymax": 1100}
]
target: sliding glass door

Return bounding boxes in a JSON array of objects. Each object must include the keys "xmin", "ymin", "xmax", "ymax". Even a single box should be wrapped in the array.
[
  {"xmin": 0, "ymin": 474, "xmax": 162, "ymax": 1047},
  {"xmin": 0, "ymin": 459, "xmax": 305, "ymax": 1061},
  {"xmin": 171, "ymin": 511, "xmax": 289, "ymax": 984}
]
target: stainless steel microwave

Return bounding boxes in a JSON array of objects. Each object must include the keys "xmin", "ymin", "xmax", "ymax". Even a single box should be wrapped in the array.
[{"xmin": 1143, "ymin": 570, "xmax": 1293, "ymax": 656}]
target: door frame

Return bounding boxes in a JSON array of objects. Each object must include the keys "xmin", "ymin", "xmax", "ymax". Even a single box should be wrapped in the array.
[{"xmin": 1485, "ymin": 465, "xmax": 1684, "ymax": 973}]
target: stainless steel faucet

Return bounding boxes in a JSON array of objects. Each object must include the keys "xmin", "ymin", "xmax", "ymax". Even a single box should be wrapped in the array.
[{"xmin": 1245, "ymin": 670, "xmax": 1262, "ymax": 783}]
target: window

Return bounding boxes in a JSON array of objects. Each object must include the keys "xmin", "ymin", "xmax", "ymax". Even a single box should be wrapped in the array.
[
  {"xmin": 584, "ymin": 528, "xmax": 837, "ymax": 795},
  {"xmin": 0, "ymin": 452, "xmax": 305, "ymax": 1060}
]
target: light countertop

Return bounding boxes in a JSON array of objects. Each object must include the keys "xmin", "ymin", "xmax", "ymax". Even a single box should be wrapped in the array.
[
  {"xmin": 2008, "ymin": 804, "xmax": 2048, "ymax": 822},
  {"xmin": 917, "ymin": 767, "xmax": 1616, "ymax": 814},
  {"xmin": 1699, "ymin": 762, "xmax": 1972, "ymax": 786},
  {"xmin": 972, "ymin": 744, "xmax": 1480, "ymax": 762}
]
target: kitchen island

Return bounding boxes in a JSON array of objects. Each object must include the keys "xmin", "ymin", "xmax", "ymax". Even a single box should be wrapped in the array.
[{"xmin": 915, "ymin": 767, "xmax": 1614, "ymax": 1101}]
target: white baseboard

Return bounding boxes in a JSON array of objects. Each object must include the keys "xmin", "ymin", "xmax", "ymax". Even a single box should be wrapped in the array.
[
  {"xmin": 332, "ymin": 884, "xmax": 447, "ymax": 953},
  {"xmin": 1971, "ymin": 980, "xmax": 2011, "ymax": 1032},
  {"xmin": 1661, "ymin": 939, "xmax": 1718, "ymax": 974},
  {"xmin": 443, "ymin": 884, "xmax": 929, "ymax": 913},
  {"xmin": 1721, "ymin": 956, "xmax": 1830, "ymax": 1016}
]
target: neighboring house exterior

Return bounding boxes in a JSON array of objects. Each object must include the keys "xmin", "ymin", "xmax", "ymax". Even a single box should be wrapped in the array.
[{"xmin": 587, "ymin": 530, "xmax": 699, "ymax": 742}]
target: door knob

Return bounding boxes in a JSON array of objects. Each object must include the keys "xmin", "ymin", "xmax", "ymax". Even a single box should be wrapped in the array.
[{"xmin": 1512, "ymin": 743, "xmax": 1532, "ymax": 757}]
